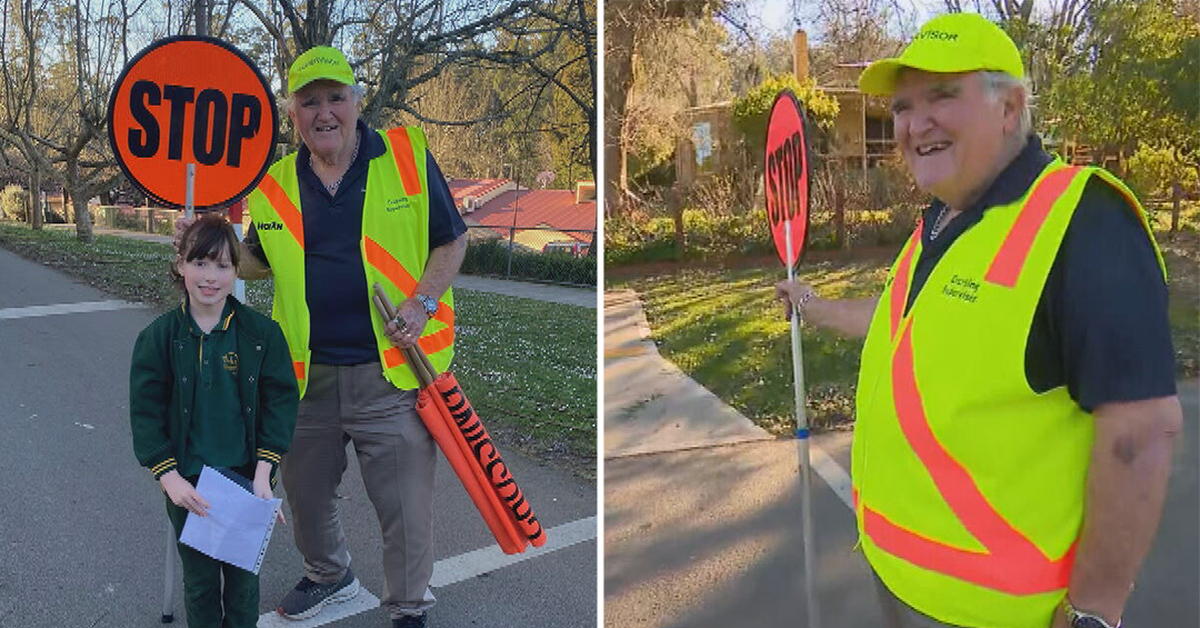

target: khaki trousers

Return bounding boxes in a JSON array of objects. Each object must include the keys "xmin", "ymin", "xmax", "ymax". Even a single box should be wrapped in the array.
[{"xmin": 283, "ymin": 362, "xmax": 436, "ymax": 618}]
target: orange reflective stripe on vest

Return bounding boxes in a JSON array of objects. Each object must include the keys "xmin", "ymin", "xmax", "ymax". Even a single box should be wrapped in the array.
[
  {"xmin": 863, "ymin": 322, "xmax": 1076, "ymax": 595},
  {"xmin": 293, "ymin": 361, "xmax": 306, "ymax": 382},
  {"xmin": 985, "ymin": 167, "xmax": 1079, "ymax": 287},
  {"xmin": 258, "ymin": 173, "xmax": 305, "ymax": 250},
  {"xmin": 364, "ymin": 235, "xmax": 418, "ymax": 295},
  {"xmin": 890, "ymin": 223, "xmax": 922, "ymax": 335},
  {"xmin": 381, "ymin": 326, "xmax": 456, "ymax": 369},
  {"xmin": 363, "ymin": 234, "xmax": 456, "ymax": 327},
  {"xmin": 863, "ymin": 168, "xmax": 1090, "ymax": 597},
  {"xmin": 387, "ymin": 128, "xmax": 423, "ymax": 196}
]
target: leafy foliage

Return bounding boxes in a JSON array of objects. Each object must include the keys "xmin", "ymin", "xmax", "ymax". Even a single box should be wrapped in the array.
[
  {"xmin": 1127, "ymin": 143, "xmax": 1200, "ymax": 200},
  {"xmin": 730, "ymin": 74, "xmax": 839, "ymax": 159},
  {"xmin": 462, "ymin": 238, "xmax": 596, "ymax": 286},
  {"xmin": 1, "ymin": 185, "xmax": 29, "ymax": 221}
]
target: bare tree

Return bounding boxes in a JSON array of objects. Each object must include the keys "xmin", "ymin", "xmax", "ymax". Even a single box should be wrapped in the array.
[{"xmin": 232, "ymin": 0, "xmax": 594, "ymax": 175}]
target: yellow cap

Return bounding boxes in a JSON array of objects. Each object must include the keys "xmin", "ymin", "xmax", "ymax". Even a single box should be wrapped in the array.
[
  {"xmin": 288, "ymin": 46, "xmax": 356, "ymax": 94},
  {"xmin": 858, "ymin": 13, "xmax": 1023, "ymax": 96}
]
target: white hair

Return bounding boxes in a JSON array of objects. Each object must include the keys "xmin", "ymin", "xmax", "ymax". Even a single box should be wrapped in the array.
[
  {"xmin": 980, "ymin": 70, "xmax": 1032, "ymax": 140},
  {"xmin": 282, "ymin": 82, "xmax": 366, "ymax": 115}
]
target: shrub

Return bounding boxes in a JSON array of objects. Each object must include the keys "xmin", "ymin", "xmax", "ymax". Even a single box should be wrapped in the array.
[
  {"xmin": 731, "ymin": 74, "xmax": 840, "ymax": 159},
  {"xmin": 1, "ymin": 185, "xmax": 29, "ymax": 221},
  {"xmin": 1127, "ymin": 143, "xmax": 1198, "ymax": 202},
  {"xmin": 462, "ymin": 237, "xmax": 595, "ymax": 286}
]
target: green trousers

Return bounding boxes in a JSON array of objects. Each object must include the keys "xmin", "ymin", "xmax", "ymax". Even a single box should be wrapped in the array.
[{"xmin": 166, "ymin": 491, "xmax": 260, "ymax": 628}]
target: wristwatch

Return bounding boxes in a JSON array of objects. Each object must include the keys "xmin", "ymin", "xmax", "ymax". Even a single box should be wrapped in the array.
[
  {"xmin": 1063, "ymin": 598, "xmax": 1121, "ymax": 628},
  {"xmin": 416, "ymin": 293, "xmax": 439, "ymax": 318}
]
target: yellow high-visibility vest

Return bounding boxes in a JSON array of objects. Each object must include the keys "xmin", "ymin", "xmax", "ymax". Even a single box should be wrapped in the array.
[
  {"xmin": 246, "ymin": 126, "xmax": 455, "ymax": 397},
  {"xmin": 852, "ymin": 161, "xmax": 1165, "ymax": 627}
]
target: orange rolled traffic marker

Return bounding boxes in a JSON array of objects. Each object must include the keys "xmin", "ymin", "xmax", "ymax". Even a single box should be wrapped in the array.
[
  {"xmin": 431, "ymin": 374, "xmax": 545, "ymax": 546},
  {"xmin": 372, "ymin": 285, "xmax": 543, "ymax": 554}
]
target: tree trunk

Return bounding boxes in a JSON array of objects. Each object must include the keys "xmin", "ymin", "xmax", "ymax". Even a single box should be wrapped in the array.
[
  {"xmin": 29, "ymin": 168, "xmax": 43, "ymax": 230},
  {"xmin": 604, "ymin": 5, "xmax": 637, "ymax": 216},
  {"xmin": 67, "ymin": 159, "xmax": 93, "ymax": 242},
  {"xmin": 1171, "ymin": 178, "xmax": 1182, "ymax": 233},
  {"xmin": 195, "ymin": 0, "xmax": 210, "ymax": 36},
  {"xmin": 833, "ymin": 164, "xmax": 846, "ymax": 249},
  {"xmin": 668, "ymin": 185, "xmax": 685, "ymax": 260}
]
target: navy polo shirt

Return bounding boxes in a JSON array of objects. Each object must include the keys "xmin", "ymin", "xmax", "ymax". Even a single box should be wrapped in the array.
[
  {"xmin": 245, "ymin": 120, "xmax": 466, "ymax": 365},
  {"xmin": 907, "ymin": 135, "xmax": 1176, "ymax": 411}
]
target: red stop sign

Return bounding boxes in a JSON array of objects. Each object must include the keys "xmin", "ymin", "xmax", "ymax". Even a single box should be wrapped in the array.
[
  {"xmin": 107, "ymin": 36, "xmax": 278, "ymax": 211},
  {"xmin": 764, "ymin": 91, "xmax": 811, "ymax": 268}
]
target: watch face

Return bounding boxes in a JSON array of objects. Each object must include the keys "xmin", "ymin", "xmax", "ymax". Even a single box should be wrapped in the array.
[{"xmin": 1072, "ymin": 616, "xmax": 1109, "ymax": 628}]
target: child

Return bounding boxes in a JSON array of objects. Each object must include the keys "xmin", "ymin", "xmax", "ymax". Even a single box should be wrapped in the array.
[{"xmin": 130, "ymin": 212, "xmax": 298, "ymax": 628}]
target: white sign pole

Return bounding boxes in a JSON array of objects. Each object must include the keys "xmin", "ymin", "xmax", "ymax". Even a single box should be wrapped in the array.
[
  {"xmin": 185, "ymin": 163, "xmax": 196, "ymax": 219},
  {"xmin": 233, "ymin": 218, "xmax": 245, "ymax": 301},
  {"xmin": 786, "ymin": 217, "xmax": 820, "ymax": 628}
]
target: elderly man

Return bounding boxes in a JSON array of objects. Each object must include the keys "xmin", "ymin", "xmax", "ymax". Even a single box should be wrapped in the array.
[
  {"xmin": 775, "ymin": 13, "xmax": 1180, "ymax": 628},
  {"xmin": 239, "ymin": 46, "xmax": 466, "ymax": 628}
]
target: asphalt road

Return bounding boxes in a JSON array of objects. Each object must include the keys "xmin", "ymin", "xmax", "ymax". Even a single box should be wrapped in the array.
[
  {"xmin": 0, "ymin": 246, "xmax": 597, "ymax": 628},
  {"xmin": 606, "ymin": 386, "xmax": 1199, "ymax": 628}
]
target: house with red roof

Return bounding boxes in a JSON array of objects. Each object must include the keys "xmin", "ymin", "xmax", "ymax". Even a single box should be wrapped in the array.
[
  {"xmin": 446, "ymin": 178, "xmax": 515, "ymax": 213},
  {"xmin": 453, "ymin": 180, "xmax": 597, "ymax": 256}
]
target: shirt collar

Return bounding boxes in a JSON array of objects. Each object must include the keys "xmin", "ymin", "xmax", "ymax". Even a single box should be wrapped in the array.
[{"xmin": 183, "ymin": 297, "xmax": 235, "ymax": 336}]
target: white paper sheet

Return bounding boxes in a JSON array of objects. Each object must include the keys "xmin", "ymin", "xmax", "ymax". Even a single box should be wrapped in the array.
[{"xmin": 179, "ymin": 465, "xmax": 281, "ymax": 574}]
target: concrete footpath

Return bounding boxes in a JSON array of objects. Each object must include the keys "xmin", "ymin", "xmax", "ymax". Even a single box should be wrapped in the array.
[
  {"xmin": 603, "ymin": 289, "xmax": 1199, "ymax": 628},
  {"xmin": 46, "ymin": 224, "xmax": 595, "ymax": 307}
]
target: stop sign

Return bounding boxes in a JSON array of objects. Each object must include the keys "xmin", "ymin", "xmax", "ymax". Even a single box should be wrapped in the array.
[
  {"xmin": 764, "ymin": 90, "xmax": 811, "ymax": 268},
  {"xmin": 107, "ymin": 36, "xmax": 278, "ymax": 210}
]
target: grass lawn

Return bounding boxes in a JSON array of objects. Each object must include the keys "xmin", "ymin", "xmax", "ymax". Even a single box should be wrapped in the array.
[
  {"xmin": 612, "ymin": 229, "xmax": 1200, "ymax": 436},
  {"xmin": 0, "ymin": 223, "xmax": 597, "ymax": 478}
]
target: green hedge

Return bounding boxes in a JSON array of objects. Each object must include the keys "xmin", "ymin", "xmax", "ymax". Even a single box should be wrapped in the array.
[
  {"xmin": 462, "ymin": 238, "xmax": 596, "ymax": 286},
  {"xmin": 605, "ymin": 205, "xmax": 922, "ymax": 266}
]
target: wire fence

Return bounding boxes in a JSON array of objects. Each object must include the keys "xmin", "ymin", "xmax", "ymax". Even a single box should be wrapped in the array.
[
  {"xmin": 92, "ymin": 205, "xmax": 180, "ymax": 235},
  {"xmin": 462, "ymin": 225, "xmax": 596, "ymax": 287},
  {"xmin": 87, "ymin": 206, "xmax": 597, "ymax": 287}
]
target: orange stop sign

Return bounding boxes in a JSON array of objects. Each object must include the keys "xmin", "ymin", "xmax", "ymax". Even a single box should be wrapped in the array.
[{"xmin": 107, "ymin": 36, "xmax": 278, "ymax": 210}]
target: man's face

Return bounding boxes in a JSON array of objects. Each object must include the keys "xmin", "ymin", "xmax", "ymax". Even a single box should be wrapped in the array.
[
  {"xmin": 289, "ymin": 80, "xmax": 359, "ymax": 163},
  {"xmin": 890, "ymin": 70, "xmax": 1012, "ymax": 210}
]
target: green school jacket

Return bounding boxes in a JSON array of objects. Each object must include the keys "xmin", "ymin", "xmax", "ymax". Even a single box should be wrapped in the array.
[{"xmin": 129, "ymin": 295, "xmax": 298, "ymax": 480}]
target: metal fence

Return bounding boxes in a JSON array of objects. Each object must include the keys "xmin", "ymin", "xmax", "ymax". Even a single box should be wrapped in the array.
[
  {"xmin": 92, "ymin": 205, "xmax": 180, "ymax": 235},
  {"xmin": 462, "ymin": 225, "xmax": 596, "ymax": 287},
  {"xmin": 86, "ymin": 207, "xmax": 597, "ymax": 287}
]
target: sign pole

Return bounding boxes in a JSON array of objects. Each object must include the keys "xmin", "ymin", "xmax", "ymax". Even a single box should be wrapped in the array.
[
  {"xmin": 185, "ymin": 163, "xmax": 195, "ymax": 219},
  {"xmin": 766, "ymin": 90, "xmax": 820, "ymax": 628},
  {"xmin": 786, "ymin": 219, "xmax": 820, "ymax": 628},
  {"xmin": 229, "ymin": 199, "xmax": 245, "ymax": 301}
]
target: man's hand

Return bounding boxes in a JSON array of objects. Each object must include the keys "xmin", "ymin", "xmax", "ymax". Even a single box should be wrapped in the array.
[
  {"xmin": 160, "ymin": 470, "xmax": 210, "ymax": 516},
  {"xmin": 774, "ymin": 279, "xmax": 816, "ymax": 321},
  {"xmin": 173, "ymin": 214, "xmax": 196, "ymax": 253},
  {"xmin": 384, "ymin": 298, "xmax": 429, "ymax": 348}
]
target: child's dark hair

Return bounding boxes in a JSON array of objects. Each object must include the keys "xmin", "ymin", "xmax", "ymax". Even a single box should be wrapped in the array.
[{"xmin": 172, "ymin": 212, "xmax": 240, "ymax": 288}]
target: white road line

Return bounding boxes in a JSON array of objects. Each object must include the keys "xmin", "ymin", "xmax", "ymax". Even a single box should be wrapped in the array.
[
  {"xmin": 254, "ymin": 516, "xmax": 596, "ymax": 628},
  {"xmin": 256, "ymin": 589, "xmax": 382, "ymax": 628},
  {"xmin": 429, "ymin": 516, "xmax": 596, "ymax": 587},
  {"xmin": 0, "ymin": 299, "xmax": 141, "ymax": 321},
  {"xmin": 810, "ymin": 442, "xmax": 854, "ymax": 510}
]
